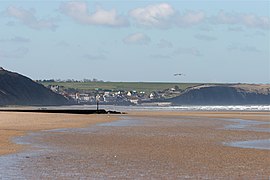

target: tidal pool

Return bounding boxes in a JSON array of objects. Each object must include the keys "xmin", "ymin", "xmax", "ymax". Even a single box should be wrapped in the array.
[
  {"xmin": 97, "ymin": 119, "xmax": 143, "ymax": 127},
  {"xmin": 224, "ymin": 118, "xmax": 270, "ymax": 132},
  {"xmin": 225, "ymin": 139, "xmax": 270, "ymax": 150},
  {"xmin": 223, "ymin": 118, "xmax": 270, "ymax": 150}
]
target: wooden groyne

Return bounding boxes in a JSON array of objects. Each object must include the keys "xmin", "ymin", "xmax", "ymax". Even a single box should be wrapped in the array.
[{"xmin": 0, "ymin": 109, "xmax": 123, "ymax": 114}]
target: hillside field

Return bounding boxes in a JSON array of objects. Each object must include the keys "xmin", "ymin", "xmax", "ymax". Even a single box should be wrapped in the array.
[{"xmin": 40, "ymin": 82, "xmax": 202, "ymax": 93}]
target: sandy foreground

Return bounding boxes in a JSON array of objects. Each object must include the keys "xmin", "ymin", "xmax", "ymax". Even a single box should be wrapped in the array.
[
  {"xmin": 0, "ymin": 111, "xmax": 269, "ymax": 179},
  {"xmin": 0, "ymin": 112, "xmax": 117, "ymax": 155}
]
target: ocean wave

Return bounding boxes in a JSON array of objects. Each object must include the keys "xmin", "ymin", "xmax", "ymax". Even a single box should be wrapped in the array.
[
  {"xmin": 39, "ymin": 105, "xmax": 270, "ymax": 112},
  {"xmin": 91, "ymin": 105, "xmax": 270, "ymax": 112}
]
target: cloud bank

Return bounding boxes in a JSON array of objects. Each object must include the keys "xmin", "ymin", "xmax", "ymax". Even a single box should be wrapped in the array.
[
  {"xmin": 211, "ymin": 11, "xmax": 270, "ymax": 30},
  {"xmin": 60, "ymin": 1, "xmax": 129, "ymax": 27},
  {"xmin": 2, "ymin": 2, "xmax": 269, "ymax": 31},
  {"xmin": 129, "ymin": 3, "xmax": 175, "ymax": 28},
  {"xmin": 129, "ymin": 3, "xmax": 269, "ymax": 30},
  {"xmin": 129, "ymin": 4, "xmax": 205, "ymax": 28},
  {"xmin": 5, "ymin": 6, "xmax": 57, "ymax": 30},
  {"xmin": 175, "ymin": 11, "xmax": 205, "ymax": 27}
]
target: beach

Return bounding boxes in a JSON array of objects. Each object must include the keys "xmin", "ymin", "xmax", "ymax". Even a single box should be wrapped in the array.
[
  {"xmin": 0, "ymin": 112, "xmax": 117, "ymax": 155},
  {"xmin": 0, "ymin": 111, "xmax": 269, "ymax": 179}
]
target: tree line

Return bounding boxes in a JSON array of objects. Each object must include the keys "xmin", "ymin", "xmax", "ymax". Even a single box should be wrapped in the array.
[{"xmin": 36, "ymin": 78, "xmax": 104, "ymax": 83}]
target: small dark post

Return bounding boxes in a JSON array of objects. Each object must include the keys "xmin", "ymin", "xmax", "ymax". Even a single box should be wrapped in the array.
[
  {"xmin": 96, "ymin": 94, "xmax": 100, "ymax": 113},
  {"xmin": 97, "ymin": 100, "xmax": 99, "ymax": 112}
]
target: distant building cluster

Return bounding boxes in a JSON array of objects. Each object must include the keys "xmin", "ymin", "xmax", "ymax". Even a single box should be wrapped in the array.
[{"xmin": 46, "ymin": 85, "xmax": 183, "ymax": 106}]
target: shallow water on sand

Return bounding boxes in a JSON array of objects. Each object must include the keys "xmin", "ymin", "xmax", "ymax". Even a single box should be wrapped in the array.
[
  {"xmin": 0, "ymin": 116, "xmax": 190, "ymax": 179},
  {"xmin": 97, "ymin": 117, "xmax": 270, "ymax": 150},
  {"xmin": 0, "ymin": 133, "xmax": 52, "ymax": 179},
  {"xmin": 221, "ymin": 118, "xmax": 270, "ymax": 150},
  {"xmin": 225, "ymin": 139, "xmax": 270, "ymax": 150},
  {"xmin": 97, "ymin": 119, "xmax": 144, "ymax": 127},
  {"xmin": 223, "ymin": 119, "xmax": 270, "ymax": 133},
  {"xmin": 0, "ymin": 115, "xmax": 269, "ymax": 179}
]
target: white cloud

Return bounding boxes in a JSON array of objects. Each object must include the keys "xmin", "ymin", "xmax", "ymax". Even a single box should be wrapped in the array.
[
  {"xmin": 129, "ymin": 3, "xmax": 175, "ymax": 28},
  {"xmin": 5, "ymin": 6, "xmax": 57, "ymax": 30},
  {"xmin": 60, "ymin": 1, "xmax": 128, "ymax": 27},
  {"xmin": 123, "ymin": 33, "xmax": 151, "ymax": 45},
  {"xmin": 175, "ymin": 11, "xmax": 205, "ymax": 27},
  {"xmin": 211, "ymin": 11, "xmax": 270, "ymax": 30},
  {"xmin": 129, "ymin": 3, "xmax": 269, "ymax": 30},
  {"xmin": 129, "ymin": 4, "xmax": 205, "ymax": 28}
]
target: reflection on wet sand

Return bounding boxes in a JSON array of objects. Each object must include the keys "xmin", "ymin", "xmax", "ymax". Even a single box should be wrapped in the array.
[
  {"xmin": 222, "ymin": 118, "xmax": 270, "ymax": 150},
  {"xmin": 226, "ymin": 139, "xmax": 270, "ymax": 150}
]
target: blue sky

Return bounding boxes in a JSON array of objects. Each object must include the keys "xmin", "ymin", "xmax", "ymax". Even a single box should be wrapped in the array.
[{"xmin": 0, "ymin": 0, "xmax": 269, "ymax": 83}]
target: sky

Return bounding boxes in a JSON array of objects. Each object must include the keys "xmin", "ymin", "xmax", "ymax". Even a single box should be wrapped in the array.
[{"xmin": 0, "ymin": 0, "xmax": 269, "ymax": 83}]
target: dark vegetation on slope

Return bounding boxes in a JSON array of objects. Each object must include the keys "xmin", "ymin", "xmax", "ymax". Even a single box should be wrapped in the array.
[{"xmin": 0, "ymin": 68, "xmax": 68, "ymax": 106}]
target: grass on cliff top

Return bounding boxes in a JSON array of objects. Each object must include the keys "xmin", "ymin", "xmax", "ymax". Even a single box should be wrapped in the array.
[{"xmin": 40, "ymin": 82, "xmax": 202, "ymax": 93}]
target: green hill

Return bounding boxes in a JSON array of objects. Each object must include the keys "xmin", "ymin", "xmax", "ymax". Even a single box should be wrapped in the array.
[{"xmin": 40, "ymin": 81, "xmax": 200, "ymax": 93}]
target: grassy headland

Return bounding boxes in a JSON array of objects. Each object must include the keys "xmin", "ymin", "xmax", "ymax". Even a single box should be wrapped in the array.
[{"xmin": 40, "ymin": 81, "xmax": 202, "ymax": 93}]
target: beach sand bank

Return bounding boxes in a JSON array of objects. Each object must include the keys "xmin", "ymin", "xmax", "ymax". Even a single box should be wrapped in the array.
[
  {"xmin": 0, "ymin": 112, "xmax": 117, "ymax": 155},
  {"xmin": 0, "ymin": 111, "xmax": 269, "ymax": 178}
]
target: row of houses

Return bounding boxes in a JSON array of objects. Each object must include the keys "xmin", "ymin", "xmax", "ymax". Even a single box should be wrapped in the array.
[{"xmin": 48, "ymin": 85, "xmax": 181, "ymax": 105}]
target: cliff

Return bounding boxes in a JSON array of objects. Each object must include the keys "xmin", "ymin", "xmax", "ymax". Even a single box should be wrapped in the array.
[
  {"xmin": 170, "ymin": 85, "xmax": 270, "ymax": 105},
  {"xmin": 0, "ymin": 68, "xmax": 68, "ymax": 106}
]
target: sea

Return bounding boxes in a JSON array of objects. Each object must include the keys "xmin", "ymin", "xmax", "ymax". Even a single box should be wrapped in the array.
[{"xmin": 42, "ymin": 104, "xmax": 270, "ymax": 112}]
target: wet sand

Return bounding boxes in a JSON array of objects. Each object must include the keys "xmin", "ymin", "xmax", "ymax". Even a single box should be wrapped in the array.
[
  {"xmin": 0, "ymin": 111, "xmax": 269, "ymax": 179},
  {"xmin": 0, "ymin": 112, "xmax": 117, "ymax": 155}
]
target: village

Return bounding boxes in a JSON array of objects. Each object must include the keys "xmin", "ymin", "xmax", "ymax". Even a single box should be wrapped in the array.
[{"xmin": 47, "ymin": 84, "xmax": 183, "ymax": 106}]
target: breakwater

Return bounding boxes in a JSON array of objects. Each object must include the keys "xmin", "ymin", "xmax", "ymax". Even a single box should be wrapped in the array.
[{"xmin": 0, "ymin": 109, "xmax": 122, "ymax": 114}]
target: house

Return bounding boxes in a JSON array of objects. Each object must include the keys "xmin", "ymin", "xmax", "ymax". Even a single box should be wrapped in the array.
[
  {"xmin": 49, "ymin": 85, "xmax": 59, "ymax": 93},
  {"xmin": 149, "ymin": 92, "xmax": 159, "ymax": 99},
  {"xmin": 129, "ymin": 97, "xmax": 140, "ymax": 105}
]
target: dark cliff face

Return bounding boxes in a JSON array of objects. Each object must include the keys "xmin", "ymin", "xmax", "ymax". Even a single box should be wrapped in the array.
[
  {"xmin": 0, "ymin": 69, "xmax": 68, "ymax": 106},
  {"xmin": 170, "ymin": 86, "xmax": 270, "ymax": 105}
]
